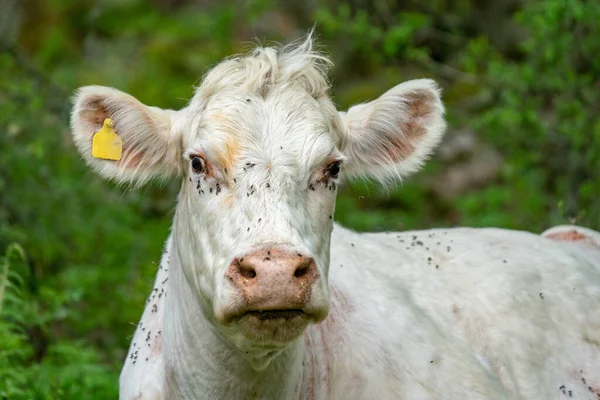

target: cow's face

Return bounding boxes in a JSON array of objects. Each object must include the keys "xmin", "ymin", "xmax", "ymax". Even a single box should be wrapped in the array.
[
  {"xmin": 70, "ymin": 38, "xmax": 445, "ymax": 359},
  {"xmin": 176, "ymin": 83, "xmax": 341, "ymax": 348}
]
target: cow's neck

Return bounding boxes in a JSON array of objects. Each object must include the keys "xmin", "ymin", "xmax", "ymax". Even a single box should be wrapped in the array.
[{"xmin": 162, "ymin": 236, "xmax": 328, "ymax": 399}]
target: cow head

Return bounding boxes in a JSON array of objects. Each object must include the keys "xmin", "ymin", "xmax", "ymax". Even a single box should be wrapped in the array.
[{"xmin": 70, "ymin": 36, "xmax": 445, "ymax": 360}]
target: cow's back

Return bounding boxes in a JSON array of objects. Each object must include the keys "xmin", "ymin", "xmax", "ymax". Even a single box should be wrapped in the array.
[{"xmin": 328, "ymin": 225, "xmax": 600, "ymax": 399}]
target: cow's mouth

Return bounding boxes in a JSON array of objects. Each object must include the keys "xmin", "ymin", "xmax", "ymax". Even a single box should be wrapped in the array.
[
  {"xmin": 244, "ymin": 309, "xmax": 304, "ymax": 321},
  {"xmin": 217, "ymin": 304, "xmax": 327, "ymax": 344},
  {"xmin": 234, "ymin": 308, "xmax": 310, "ymax": 343}
]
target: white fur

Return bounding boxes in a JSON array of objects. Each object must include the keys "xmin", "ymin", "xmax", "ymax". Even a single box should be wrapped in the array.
[{"xmin": 69, "ymin": 36, "xmax": 600, "ymax": 400}]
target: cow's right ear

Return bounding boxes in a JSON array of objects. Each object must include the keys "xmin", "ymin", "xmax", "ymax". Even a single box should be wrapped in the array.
[{"xmin": 70, "ymin": 86, "xmax": 184, "ymax": 185}]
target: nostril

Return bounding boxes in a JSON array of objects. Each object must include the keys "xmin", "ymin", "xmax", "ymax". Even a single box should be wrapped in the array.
[
  {"xmin": 241, "ymin": 268, "xmax": 256, "ymax": 279},
  {"xmin": 234, "ymin": 259, "xmax": 257, "ymax": 280},
  {"xmin": 294, "ymin": 263, "xmax": 309, "ymax": 278}
]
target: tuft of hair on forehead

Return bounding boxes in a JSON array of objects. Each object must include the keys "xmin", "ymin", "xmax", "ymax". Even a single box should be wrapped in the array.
[{"xmin": 192, "ymin": 33, "xmax": 333, "ymax": 106}]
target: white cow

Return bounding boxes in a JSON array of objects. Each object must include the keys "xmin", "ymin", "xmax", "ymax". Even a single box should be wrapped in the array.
[{"xmin": 70, "ymin": 36, "xmax": 600, "ymax": 399}]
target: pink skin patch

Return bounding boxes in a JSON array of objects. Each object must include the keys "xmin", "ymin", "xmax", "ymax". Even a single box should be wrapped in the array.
[
  {"xmin": 544, "ymin": 230, "xmax": 600, "ymax": 250},
  {"xmin": 301, "ymin": 285, "xmax": 354, "ymax": 399}
]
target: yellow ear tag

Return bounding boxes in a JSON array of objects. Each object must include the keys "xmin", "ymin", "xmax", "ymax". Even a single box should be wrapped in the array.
[{"xmin": 92, "ymin": 118, "xmax": 122, "ymax": 161}]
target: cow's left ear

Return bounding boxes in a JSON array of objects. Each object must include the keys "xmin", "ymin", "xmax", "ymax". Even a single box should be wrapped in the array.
[
  {"xmin": 337, "ymin": 79, "xmax": 446, "ymax": 183},
  {"xmin": 71, "ymin": 85, "xmax": 184, "ymax": 185}
]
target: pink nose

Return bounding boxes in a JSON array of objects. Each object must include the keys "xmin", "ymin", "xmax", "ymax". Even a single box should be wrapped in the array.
[{"xmin": 226, "ymin": 247, "xmax": 318, "ymax": 311}]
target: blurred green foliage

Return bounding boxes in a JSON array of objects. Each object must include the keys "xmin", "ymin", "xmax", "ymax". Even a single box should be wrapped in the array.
[{"xmin": 0, "ymin": 0, "xmax": 598, "ymax": 397}]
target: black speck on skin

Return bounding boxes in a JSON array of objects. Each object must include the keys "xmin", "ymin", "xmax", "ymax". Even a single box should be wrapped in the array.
[{"xmin": 209, "ymin": 187, "xmax": 213, "ymax": 193}]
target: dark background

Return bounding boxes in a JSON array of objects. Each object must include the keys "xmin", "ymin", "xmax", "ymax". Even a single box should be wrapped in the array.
[{"xmin": 1, "ymin": 0, "xmax": 598, "ymax": 397}]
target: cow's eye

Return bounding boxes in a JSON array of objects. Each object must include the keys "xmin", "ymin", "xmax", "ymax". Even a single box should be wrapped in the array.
[
  {"xmin": 190, "ymin": 156, "xmax": 206, "ymax": 174},
  {"xmin": 325, "ymin": 161, "xmax": 341, "ymax": 178}
]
